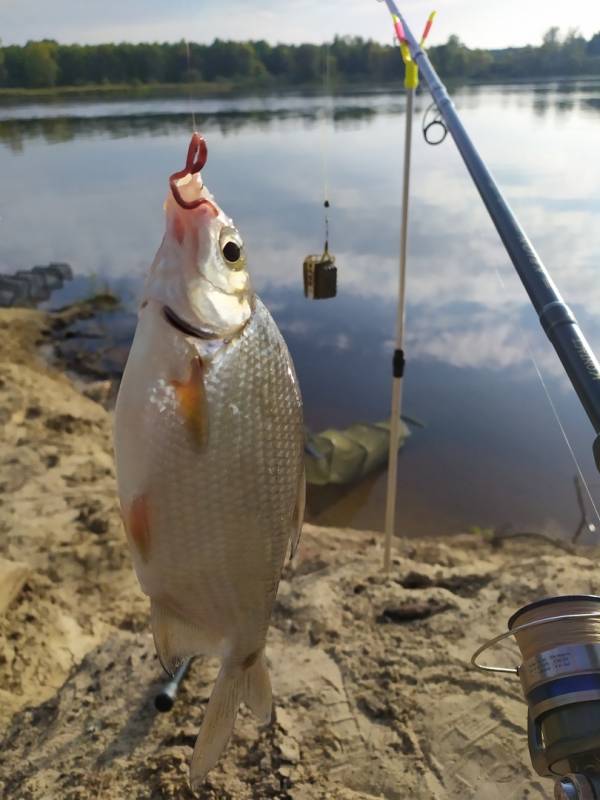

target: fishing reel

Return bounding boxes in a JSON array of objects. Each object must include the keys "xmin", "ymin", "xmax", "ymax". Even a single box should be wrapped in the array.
[{"xmin": 473, "ymin": 596, "xmax": 600, "ymax": 799}]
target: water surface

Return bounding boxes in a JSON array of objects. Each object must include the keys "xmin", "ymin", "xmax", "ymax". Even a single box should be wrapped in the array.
[{"xmin": 2, "ymin": 80, "xmax": 600, "ymax": 538}]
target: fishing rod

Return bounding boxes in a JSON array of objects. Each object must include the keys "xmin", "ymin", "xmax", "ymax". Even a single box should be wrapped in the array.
[
  {"xmin": 377, "ymin": 5, "xmax": 600, "ymax": 798},
  {"xmin": 378, "ymin": 0, "xmax": 600, "ymax": 474},
  {"xmin": 154, "ymin": 659, "xmax": 192, "ymax": 712}
]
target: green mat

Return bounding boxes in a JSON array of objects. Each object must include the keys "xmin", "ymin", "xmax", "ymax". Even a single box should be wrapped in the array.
[{"xmin": 305, "ymin": 419, "xmax": 409, "ymax": 486}]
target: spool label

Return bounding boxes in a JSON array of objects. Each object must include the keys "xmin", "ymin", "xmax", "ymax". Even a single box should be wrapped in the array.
[{"xmin": 521, "ymin": 644, "xmax": 600, "ymax": 691}]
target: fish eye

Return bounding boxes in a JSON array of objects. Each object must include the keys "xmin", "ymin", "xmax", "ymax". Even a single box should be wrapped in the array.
[
  {"xmin": 219, "ymin": 227, "xmax": 245, "ymax": 270},
  {"xmin": 223, "ymin": 241, "xmax": 241, "ymax": 263}
]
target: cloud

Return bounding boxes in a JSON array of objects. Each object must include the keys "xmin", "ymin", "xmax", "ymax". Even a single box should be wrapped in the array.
[{"xmin": 0, "ymin": 0, "xmax": 598, "ymax": 48}]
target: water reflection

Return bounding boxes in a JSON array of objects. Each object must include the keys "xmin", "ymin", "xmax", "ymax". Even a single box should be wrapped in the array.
[
  {"xmin": 0, "ymin": 105, "xmax": 381, "ymax": 152},
  {"xmin": 1, "ymin": 81, "xmax": 600, "ymax": 538},
  {"xmin": 583, "ymin": 97, "xmax": 600, "ymax": 113}
]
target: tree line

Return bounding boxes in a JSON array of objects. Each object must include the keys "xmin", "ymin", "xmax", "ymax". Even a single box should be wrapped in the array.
[{"xmin": 1, "ymin": 29, "xmax": 599, "ymax": 90}]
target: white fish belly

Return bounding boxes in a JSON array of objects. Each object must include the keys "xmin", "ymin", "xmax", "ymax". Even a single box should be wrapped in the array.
[{"xmin": 114, "ymin": 298, "xmax": 304, "ymax": 660}]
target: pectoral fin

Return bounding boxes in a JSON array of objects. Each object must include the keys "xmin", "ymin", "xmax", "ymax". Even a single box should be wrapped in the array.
[
  {"xmin": 122, "ymin": 494, "xmax": 151, "ymax": 563},
  {"xmin": 171, "ymin": 356, "xmax": 208, "ymax": 448}
]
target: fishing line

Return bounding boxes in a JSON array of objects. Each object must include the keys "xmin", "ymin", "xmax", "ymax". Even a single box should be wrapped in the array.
[
  {"xmin": 185, "ymin": 40, "xmax": 197, "ymax": 132},
  {"xmin": 320, "ymin": 43, "xmax": 332, "ymax": 251},
  {"xmin": 493, "ymin": 267, "xmax": 600, "ymax": 530},
  {"xmin": 302, "ymin": 44, "xmax": 337, "ymax": 300},
  {"xmin": 531, "ymin": 356, "xmax": 600, "ymax": 528}
]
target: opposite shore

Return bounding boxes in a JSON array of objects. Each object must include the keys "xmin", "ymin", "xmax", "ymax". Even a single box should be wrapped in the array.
[{"xmin": 1, "ymin": 73, "xmax": 599, "ymax": 104}]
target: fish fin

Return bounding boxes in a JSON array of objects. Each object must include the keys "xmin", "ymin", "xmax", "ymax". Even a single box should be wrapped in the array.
[
  {"xmin": 171, "ymin": 356, "xmax": 209, "ymax": 449},
  {"xmin": 150, "ymin": 598, "xmax": 211, "ymax": 677},
  {"xmin": 242, "ymin": 649, "xmax": 272, "ymax": 724},
  {"xmin": 123, "ymin": 493, "xmax": 152, "ymax": 563},
  {"xmin": 289, "ymin": 471, "xmax": 306, "ymax": 560},
  {"xmin": 190, "ymin": 663, "xmax": 243, "ymax": 791}
]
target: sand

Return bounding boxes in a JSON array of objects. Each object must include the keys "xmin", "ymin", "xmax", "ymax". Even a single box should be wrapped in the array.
[{"xmin": 1, "ymin": 304, "xmax": 598, "ymax": 800}]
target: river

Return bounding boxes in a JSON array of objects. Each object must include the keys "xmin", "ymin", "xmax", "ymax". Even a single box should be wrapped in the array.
[{"xmin": 1, "ymin": 80, "xmax": 599, "ymax": 538}]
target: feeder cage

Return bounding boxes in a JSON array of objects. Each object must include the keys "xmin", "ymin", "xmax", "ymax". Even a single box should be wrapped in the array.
[{"xmin": 303, "ymin": 250, "xmax": 337, "ymax": 300}]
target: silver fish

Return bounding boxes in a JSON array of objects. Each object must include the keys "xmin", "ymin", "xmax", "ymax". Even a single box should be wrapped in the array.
[{"xmin": 113, "ymin": 133, "xmax": 305, "ymax": 790}]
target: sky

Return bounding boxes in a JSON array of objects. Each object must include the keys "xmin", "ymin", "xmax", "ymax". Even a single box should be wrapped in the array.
[{"xmin": 0, "ymin": 0, "xmax": 598, "ymax": 50}]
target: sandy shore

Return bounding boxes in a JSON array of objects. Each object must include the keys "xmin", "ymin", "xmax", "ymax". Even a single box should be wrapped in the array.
[{"xmin": 1, "ymin": 305, "xmax": 598, "ymax": 799}]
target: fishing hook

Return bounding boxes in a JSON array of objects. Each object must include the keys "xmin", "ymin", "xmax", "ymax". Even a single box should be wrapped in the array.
[{"xmin": 169, "ymin": 132, "xmax": 217, "ymax": 213}]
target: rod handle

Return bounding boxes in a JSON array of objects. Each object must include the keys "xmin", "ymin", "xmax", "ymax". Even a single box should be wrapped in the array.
[{"xmin": 154, "ymin": 659, "xmax": 191, "ymax": 713}]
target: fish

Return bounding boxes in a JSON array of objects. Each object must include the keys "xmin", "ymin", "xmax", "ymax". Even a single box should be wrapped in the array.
[{"xmin": 113, "ymin": 133, "xmax": 305, "ymax": 790}]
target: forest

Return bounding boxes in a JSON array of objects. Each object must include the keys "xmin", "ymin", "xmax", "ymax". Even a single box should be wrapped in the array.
[{"xmin": 1, "ymin": 28, "xmax": 600, "ymax": 90}]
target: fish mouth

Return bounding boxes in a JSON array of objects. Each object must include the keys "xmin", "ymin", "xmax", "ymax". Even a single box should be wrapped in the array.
[{"xmin": 162, "ymin": 305, "xmax": 220, "ymax": 340}]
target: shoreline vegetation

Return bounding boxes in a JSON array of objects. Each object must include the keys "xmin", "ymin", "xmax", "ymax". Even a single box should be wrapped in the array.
[
  {"xmin": 1, "ymin": 74, "xmax": 599, "ymax": 104},
  {"xmin": 0, "ymin": 28, "xmax": 599, "ymax": 102}
]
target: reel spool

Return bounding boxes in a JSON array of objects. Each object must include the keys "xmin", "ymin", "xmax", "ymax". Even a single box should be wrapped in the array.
[{"xmin": 473, "ymin": 595, "xmax": 600, "ymax": 799}]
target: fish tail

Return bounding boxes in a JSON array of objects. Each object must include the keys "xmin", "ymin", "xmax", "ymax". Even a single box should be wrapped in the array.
[
  {"xmin": 242, "ymin": 648, "xmax": 272, "ymax": 724},
  {"xmin": 189, "ymin": 649, "xmax": 273, "ymax": 791},
  {"xmin": 190, "ymin": 662, "xmax": 243, "ymax": 792}
]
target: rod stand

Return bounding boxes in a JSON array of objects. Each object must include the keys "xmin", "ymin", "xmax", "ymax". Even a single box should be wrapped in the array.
[{"xmin": 382, "ymin": 8, "xmax": 435, "ymax": 573}]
